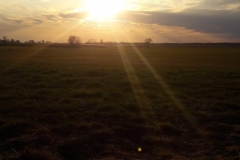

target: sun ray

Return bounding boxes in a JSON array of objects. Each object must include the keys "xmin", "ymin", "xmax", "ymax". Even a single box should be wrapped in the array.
[
  {"xmin": 114, "ymin": 23, "xmax": 159, "ymax": 132},
  {"xmin": 129, "ymin": 42, "xmax": 202, "ymax": 133},
  {"xmin": 114, "ymin": 22, "xmax": 202, "ymax": 135}
]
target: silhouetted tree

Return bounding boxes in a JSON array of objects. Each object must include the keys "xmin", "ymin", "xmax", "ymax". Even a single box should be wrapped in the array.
[
  {"xmin": 68, "ymin": 35, "xmax": 81, "ymax": 46},
  {"xmin": 75, "ymin": 37, "xmax": 81, "ymax": 45},
  {"xmin": 3, "ymin": 36, "xmax": 8, "ymax": 46},
  {"xmin": 10, "ymin": 39, "xmax": 15, "ymax": 43},
  {"xmin": 88, "ymin": 39, "xmax": 96, "ymax": 44},
  {"xmin": 145, "ymin": 38, "xmax": 152, "ymax": 48},
  {"xmin": 29, "ymin": 40, "xmax": 35, "ymax": 44}
]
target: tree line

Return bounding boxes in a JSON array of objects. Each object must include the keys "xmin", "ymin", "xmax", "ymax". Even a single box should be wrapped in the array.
[
  {"xmin": 1, "ymin": 35, "xmax": 153, "ymax": 47},
  {"xmin": 0, "ymin": 36, "xmax": 21, "ymax": 46},
  {"xmin": 67, "ymin": 35, "xmax": 153, "ymax": 47},
  {"xmin": 0, "ymin": 36, "xmax": 55, "ymax": 46}
]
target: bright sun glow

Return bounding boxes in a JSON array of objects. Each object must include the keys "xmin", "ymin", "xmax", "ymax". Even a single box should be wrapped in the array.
[{"xmin": 84, "ymin": 0, "xmax": 125, "ymax": 20}]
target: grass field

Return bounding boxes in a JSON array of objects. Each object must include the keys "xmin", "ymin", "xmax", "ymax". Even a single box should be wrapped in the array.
[{"xmin": 0, "ymin": 45, "xmax": 240, "ymax": 159}]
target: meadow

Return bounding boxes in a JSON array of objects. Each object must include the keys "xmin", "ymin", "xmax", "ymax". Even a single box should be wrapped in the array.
[{"xmin": 0, "ymin": 45, "xmax": 240, "ymax": 159}]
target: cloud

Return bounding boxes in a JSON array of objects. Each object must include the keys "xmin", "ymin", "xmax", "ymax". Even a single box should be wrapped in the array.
[
  {"xmin": 0, "ymin": 13, "xmax": 24, "ymax": 24},
  {"xmin": 58, "ymin": 11, "xmax": 88, "ymax": 19},
  {"xmin": 27, "ymin": 18, "xmax": 45, "ymax": 24},
  {"xmin": 132, "ymin": 23, "xmax": 234, "ymax": 43},
  {"xmin": 115, "ymin": 10, "xmax": 240, "ymax": 38},
  {"xmin": 0, "ymin": 13, "xmax": 45, "ymax": 25},
  {"xmin": 194, "ymin": 0, "xmax": 240, "ymax": 11},
  {"xmin": 126, "ymin": 0, "xmax": 203, "ymax": 11},
  {"xmin": 41, "ymin": 14, "xmax": 61, "ymax": 21},
  {"xmin": 127, "ymin": 0, "xmax": 240, "ymax": 11},
  {"xmin": 1, "ymin": 0, "xmax": 240, "ymax": 42}
]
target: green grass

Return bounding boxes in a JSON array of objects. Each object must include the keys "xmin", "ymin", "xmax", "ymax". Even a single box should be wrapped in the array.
[{"xmin": 0, "ymin": 46, "xmax": 240, "ymax": 159}]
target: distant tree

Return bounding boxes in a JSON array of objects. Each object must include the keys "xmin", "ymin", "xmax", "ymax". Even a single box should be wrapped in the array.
[
  {"xmin": 3, "ymin": 36, "xmax": 8, "ymax": 46},
  {"xmin": 100, "ymin": 39, "xmax": 103, "ymax": 44},
  {"xmin": 28, "ymin": 40, "xmax": 35, "ymax": 44},
  {"xmin": 41, "ymin": 40, "xmax": 45, "ymax": 44},
  {"xmin": 15, "ymin": 40, "xmax": 20, "ymax": 44},
  {"xmin": 68, "ymin": 35, "xmax": 81, "ymax": 46},
  {"xmin": 88, "ymin": 39, "xmax": 96, "ymax": 44},
  {"xmin": 144, "ymin": 38, "xmax": 152, "ymax": 48},
  {"xmin": 10, "ymin": 39, "xmax": 15, "ymax": 43},
  {"xmin": 68, "ymin": 36, "xmax": 75, "ymax": 45},
  {"xmin": 75, "ymin": 37, "xmax": 81, "ymax": 45}
]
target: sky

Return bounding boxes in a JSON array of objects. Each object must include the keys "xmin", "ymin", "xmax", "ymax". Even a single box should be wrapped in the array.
[{"xmin": 0, "ymin": 0, "xmax": 240, "ymax": 43}]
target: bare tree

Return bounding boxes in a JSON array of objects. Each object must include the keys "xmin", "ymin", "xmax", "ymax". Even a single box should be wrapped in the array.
[
  {"xmin": 144, "ymin": 38, "xmax": 152, "ymax": 48},
  {"xmin": 68, "ymin": 35, "xmax": 81, "ymax": 46}
]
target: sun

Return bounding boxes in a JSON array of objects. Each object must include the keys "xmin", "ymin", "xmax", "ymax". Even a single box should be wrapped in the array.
[{"xmin": 84, "ymin": 0, "xmax": 125, "ymax": 20}]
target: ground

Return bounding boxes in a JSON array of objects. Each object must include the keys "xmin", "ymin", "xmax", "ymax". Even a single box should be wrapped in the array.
[{"xmin": 0, "ymin": 45, "xmax": 240, "ymax": 159}]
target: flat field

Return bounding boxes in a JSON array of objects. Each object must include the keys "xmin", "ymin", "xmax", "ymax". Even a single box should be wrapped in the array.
[{"xmin": 0, "ymin": 46, "xmax": 240, "ymax": 159}]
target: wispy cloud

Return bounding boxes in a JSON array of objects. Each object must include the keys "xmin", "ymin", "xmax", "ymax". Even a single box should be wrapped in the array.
[
  {"xmin": 0, "ymin": 13, "xmax": 45, "ymax": 25},
  {"xmin": 59, "ymin": 11, "xmax": 88, "ymax": 19},
  {"xmin": 41, "ymin": 14, "xmax": 61, "ymax": 21}
]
